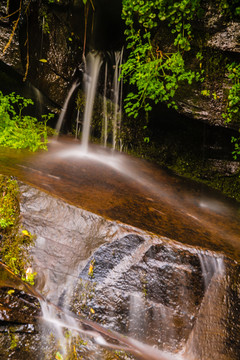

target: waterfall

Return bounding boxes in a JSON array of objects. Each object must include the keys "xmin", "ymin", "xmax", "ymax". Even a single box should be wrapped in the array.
[
  {"xmin": 31, "ymin": 86, "xmax": 44, "ymax": 119},
  {"xmin": 81, "ymin": 52, "xmax": 102, "ymax": 153},
  {"xmin": 55, "ymin": 49, "xmax": 123, "ymax": 152},
  {"xmin": 198, "ymin": 252, "xmax": 225, "ymax": 290},
  {"xmin": 102, "ymin": 61, "xmax": 108, "ymax": 147},
  {"xmin": 39, "ymin": 297, "xmax": 183, "ymax": 360},
  {"xmin": 112, "ymin": 48, "xmax": 123, "ymax": 150},
  {"xmin": 75, "ymin": 109, "xmax": 81, "ymax": 139},
  {"xmin": 183, "ymin": 253, "xmax": 226, "ymax": 359},
  {"xmin": 55, "ymin": 79, "xmax": 80, "ymax": 134}
]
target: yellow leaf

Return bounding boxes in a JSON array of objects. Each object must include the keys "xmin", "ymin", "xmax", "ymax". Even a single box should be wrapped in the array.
[
  {"xmin": 7, "ymin": 289, "xmax": 15, "ymax": 295},
  {"xmin": 90, "ymin": 308, "xmax": 95, "ymax": 314},
  {"xmin": 22, "ymin": 229, "xmax": 30, "ymax": 236},
  {"xmin": 73, "ymin": 345, "xmax": 77, "ymax": 356},
  {"xmin": 39, "ymin": 59, "xmax": 48, "ymax": 63},
  {"xmin": 88, "ymin": 264, "xmax": 93, "ymax": 275},
  {"xmin": 55, "ymin": 352, "xmax": 63, "ymax": 360}
]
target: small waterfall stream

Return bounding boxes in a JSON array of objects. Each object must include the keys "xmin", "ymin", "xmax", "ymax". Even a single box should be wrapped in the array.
[
  {"xmin": 55, "ymin": 49, "xmax": 123, "ymax": 152},
  {"xmin": 102, "ymin": 61, "xmax": 108, "ymax": 147},
  {"xmin": 81, "ymin": 52, "xmax": 103, "ymax": 153},
  {"xmin": 56, "ymin": 79, "xmax": 80, "ymax": 134},
  {"xmin": 198, "ymin": 252, "xmax": 225, "ymax": 290},
  {"xmin": 112, "ymin": 48, "xmax": 124, "ymax": 150}
]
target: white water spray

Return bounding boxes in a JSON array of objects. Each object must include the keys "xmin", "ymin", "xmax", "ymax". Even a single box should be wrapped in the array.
[{"xmin": 81, "ymin": 52, "xmax": 102, "ymax": 153}]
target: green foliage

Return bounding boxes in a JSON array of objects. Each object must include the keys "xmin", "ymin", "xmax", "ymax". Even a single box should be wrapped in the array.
[
  {"xmin": 9, "ymin": 332, "xmax": 19, "ymax": 350},
  {"xmin": 40, "ymin": 6, "xmax": 52, "ymax": 34},
  {"xmin": 121, "ymin": 0, "xmax": 204, "ymax": 119},
  {"xmin": 0, "ymin": 175, "xmax": 36, "ymax": 284},
  {"xmin": 222, "ymin": 63, "xmax": 240, "ymax": 159},
  {"xmin": 222, "ymin": 63, "xmax": 240, "ymax": 124},
  {"xmin": 216, "ymin": 0, "xmax": 240, "ymax": 17},
  {"xmin": 0, "ymin": 91, "xmax": 54, "ymax": 152}
]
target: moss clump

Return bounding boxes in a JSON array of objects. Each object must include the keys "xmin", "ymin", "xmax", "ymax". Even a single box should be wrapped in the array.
[{"xmin": 0, "ymin": 175, "xmax": 36, "ymax": 284}]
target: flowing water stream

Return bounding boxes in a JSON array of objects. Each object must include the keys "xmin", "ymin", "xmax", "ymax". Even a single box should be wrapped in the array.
[{"xmin": 81, "ymin": 52, "xmax": 103, "ymax": 153}]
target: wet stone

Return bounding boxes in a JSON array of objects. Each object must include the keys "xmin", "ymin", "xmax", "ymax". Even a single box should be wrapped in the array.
[
  {"xmin": 0, "ymin": 288, "xmax": 41, "ymax": 324},
  {"xmin": 70, "ymin": 235, "xmax": 206, "ymax": 352}
]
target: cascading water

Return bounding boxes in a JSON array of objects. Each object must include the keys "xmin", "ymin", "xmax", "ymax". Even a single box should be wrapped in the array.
[
  {"xmin": 183, "ymin": 253, "xmax": 227, "ymax": 360},
  {"xmin": 56, "ymin": 79, "xmax": 80, "ymax": 134},
  {"xmin": 39, "ymin": 299, "xmax": 184, "ymax": 360},
  {"xmin": 102, "ymin": 61, "xmax": 108, "ymax": 147},
  {"xmin": 55, "ymin": 49, "xmax": 123, "ymax": 153},
  {"xmin": 81, "ymin": 51, "xmax": 102, "ymax": 153},
  {"xmin": 112, "ymin": 48, "xmax": 124, "ymax": 150},
  {"xmin": 198, "ymin": 252, "xmax": 225, "ymax": 290},
  {"xmin": 31, "ymin": 85, "xmax": 44, "ymax": 118}
]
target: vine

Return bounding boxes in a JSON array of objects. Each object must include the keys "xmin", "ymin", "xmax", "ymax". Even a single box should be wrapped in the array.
[{"xmin": 121, "ymin": 0, "xmax": 204, "ymax": 119}]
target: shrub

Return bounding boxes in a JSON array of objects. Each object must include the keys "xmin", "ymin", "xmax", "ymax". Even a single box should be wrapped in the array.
[{"xmin": 0, "ymin": 91, "xmax": 54, "ymax": 152}]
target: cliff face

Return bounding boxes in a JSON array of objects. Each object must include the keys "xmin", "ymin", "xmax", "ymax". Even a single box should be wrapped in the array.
[
  {"xmin": 0, "ymin": 1, "xmax": 239, "ymax": 128},
  {"xmin": 0, "ymin": 0, "xmax": 84, "ymax": 106},
  {"xmin": 175, "ymin": 3, "xmax": 240, "ymax": 129}
]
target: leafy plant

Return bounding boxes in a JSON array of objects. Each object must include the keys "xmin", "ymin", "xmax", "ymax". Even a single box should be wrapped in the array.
[
  {"xmin": 0, "ymin": 91, "xmax": 54, "ymax": 152},
  {"xmin": 121, "ymin": 0, "xmax": 204, "ymax": 119}
]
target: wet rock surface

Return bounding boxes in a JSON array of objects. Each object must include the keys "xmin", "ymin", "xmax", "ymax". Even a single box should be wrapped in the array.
[
  {"xmin": 185, "ymin": 259, "xmax": 240, "ymax": 360},
  {"xmin": 0, "ymin": 180, "xmax": 239, "ymax": 359},
  {"xmin": 72, "ymin": 236, "xmax": 205, "ymax": 352},
  {"xmin": 71, "ymin": 238, "xmax": 240, "ymax": 359},
  {"xmin": 0, "ymin": 2, "xmax": 23, "ymax": 74},
  {"xmin": 0, "ymin": 288, "xmax": 40, "ymax": 324},
  {"xmin": 0, "ymin": 263, "xmax": 42, "ymax": 360}
]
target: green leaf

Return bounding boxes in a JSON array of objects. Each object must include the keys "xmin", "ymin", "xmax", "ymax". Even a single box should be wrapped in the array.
[{"xmin": 55, "ymin": 352, "xmax": 63, "ymax": 360}]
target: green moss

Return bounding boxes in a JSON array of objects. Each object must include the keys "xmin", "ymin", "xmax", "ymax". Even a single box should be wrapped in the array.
[
  {"xmin": 0, "ymin": 175, "xmax": 36, "ymax": 284},
  {"xmin": 9, "ymin": 332, "xmax": 19, "ymax": 350},
  {"xmin": 0, "ymin": 176, "xmax": 19, "ymax": 229}
]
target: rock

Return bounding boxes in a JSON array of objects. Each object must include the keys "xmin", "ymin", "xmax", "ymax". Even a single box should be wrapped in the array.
[
  {"xmin": 0, "ymin": 2, "xmax": 23, "ymax": 74},
  {"xmin": 208, "ymin": 159, "xmax": 240, "ymax": 176},
  {"xmin": 0, "ymin": 263, "xmax": 42, "ymax": 360},
  {"xmin": 70, "ymin": 237, "xmax": 240, "ymax": 359},
  {"xmin": 1, "ymin": 181, "xmax": 236, "ymax": 359},
  {"xmin": 207, "ymin": 21, "xmax": 240, "ymax": 53},
  {"xmin": 71, "ymin": 236, "xmax": 203, "ymax": 351}
]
